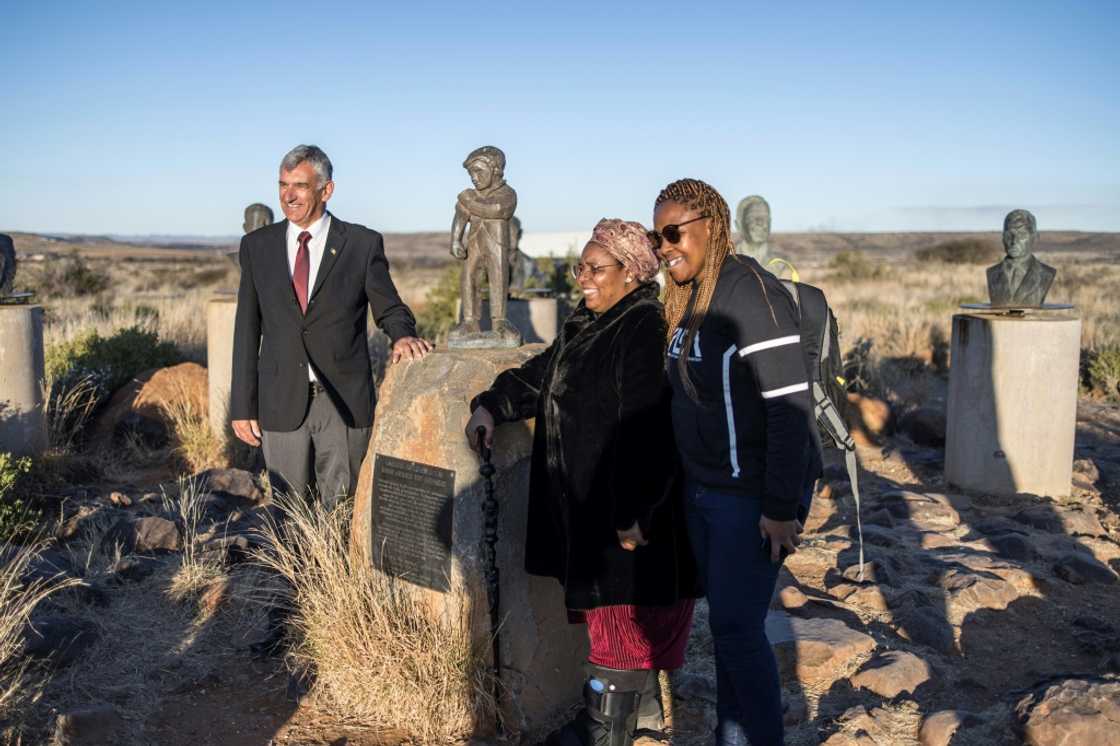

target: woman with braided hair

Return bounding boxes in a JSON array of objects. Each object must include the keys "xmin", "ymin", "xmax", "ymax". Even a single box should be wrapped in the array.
[{"xmin": 651, "ymin": 179, "xmax": 820, "ymax": 745}]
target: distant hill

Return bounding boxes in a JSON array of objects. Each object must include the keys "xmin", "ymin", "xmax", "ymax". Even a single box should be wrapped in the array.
[{"xmin": 5, "ymin": 229, "xmax": 1117, "ymax": 266}]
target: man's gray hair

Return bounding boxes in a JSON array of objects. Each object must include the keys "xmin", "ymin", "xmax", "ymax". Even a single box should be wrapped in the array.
[{"xmin": 280, "ymin": 144, "xmax": 333, "ymax": 186}]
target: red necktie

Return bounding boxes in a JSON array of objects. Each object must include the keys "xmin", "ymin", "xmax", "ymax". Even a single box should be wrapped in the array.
[{"xmin": 293, "ymin": 230, "xmax": 311, "ymax": 313}]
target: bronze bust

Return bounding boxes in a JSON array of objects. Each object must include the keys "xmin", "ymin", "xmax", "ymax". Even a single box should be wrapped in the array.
[
  {"xmin": 243, "ymin": 203, "xmax": 274, "ymax": 234},
  {"xmin": 0, "ymin": 233, "xmax": 15, "ymax": 297},
  {"xmin": 734, "ymin": 195, "xmax": 771, "ymax": 264},
  {"xmin": 986, "ymin": 209, "xmax": 1055, "ymax": 307},
  {"xmin": 228, "ymin": 203, "xmax": 275, "ymax": 271},
  {"xmin": 448, "ymin": 145, "xmax": 521, "ymax": 348}
]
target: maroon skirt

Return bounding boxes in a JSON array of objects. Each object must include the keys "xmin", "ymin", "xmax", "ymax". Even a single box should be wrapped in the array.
[{"xmin": 569, "ymin": 599, "xmax": 696, "ymax": 670}]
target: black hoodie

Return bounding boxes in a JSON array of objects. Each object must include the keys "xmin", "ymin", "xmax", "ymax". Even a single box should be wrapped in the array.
[{"xmin": 667, "ymin": 255, "xmax": 820, "ymax": 520}]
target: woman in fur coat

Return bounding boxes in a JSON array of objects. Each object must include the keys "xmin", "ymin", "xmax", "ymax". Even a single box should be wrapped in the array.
[{"xmin": 466, "ymin": 218, "xmax": 698, "ymax": 746}]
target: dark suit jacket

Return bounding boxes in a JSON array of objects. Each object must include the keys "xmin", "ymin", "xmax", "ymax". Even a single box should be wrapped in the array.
[
  {"xmin": 230, "ymin": 215, "xmax": 416, "ymax": 431},
  {"xmin": 986, "ymin": 255, "xmax": 1056, "ymax": 307}
]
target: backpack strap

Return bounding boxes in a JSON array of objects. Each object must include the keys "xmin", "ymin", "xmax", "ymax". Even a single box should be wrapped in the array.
[
  {"xmin": 766, "ymin": 257, "xmax": 800, "ymax": 283},
  {"xmin": 844, "ymin": 447, "xmax": 865, "ymax": 581},
  {"xmin": 781, "ymin": 278, "xmax": 801, "ymax": 308},
  {"xmin": 812, "ymin": 381, "xmax": 864, "ymax": 580}
]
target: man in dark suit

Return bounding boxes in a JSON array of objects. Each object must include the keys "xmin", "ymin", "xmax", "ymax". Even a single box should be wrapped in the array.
[{"xmin": 231, "ymin": 144, "xmax": 431, "ymax": 506}]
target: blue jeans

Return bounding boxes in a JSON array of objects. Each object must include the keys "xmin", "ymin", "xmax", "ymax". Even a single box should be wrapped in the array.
[{"xmin": 685, "ymin": 482, "xmax": 810, "ymax": 746}]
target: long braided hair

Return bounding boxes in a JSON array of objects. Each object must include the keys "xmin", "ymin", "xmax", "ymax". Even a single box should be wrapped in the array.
[{"xmin": 656, "ymin": 178, "xmax": 774, "ymax": 399}]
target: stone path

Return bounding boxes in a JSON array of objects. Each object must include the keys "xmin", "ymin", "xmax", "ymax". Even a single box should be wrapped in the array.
[{"xmin": 668, "ymin": 435, "xmax": 1120, "ymax": 745}]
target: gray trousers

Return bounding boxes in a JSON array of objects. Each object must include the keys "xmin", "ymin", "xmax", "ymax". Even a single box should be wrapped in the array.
[{"xmin": 261, "ymin": 384, "xmax": 371, "ymax": 510}]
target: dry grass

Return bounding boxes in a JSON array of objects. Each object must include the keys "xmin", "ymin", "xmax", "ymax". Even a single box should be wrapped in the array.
[
  {"xmin": 813, "ymin": 251, "xmax": 1120, "ymax": 357},
  {"xmin": 43, "ymin": 374, "xmax": 99, "ymax": 452},
  {"xmin": 18, "ymin": 252, "xmax": 223, "ymax": 363},
  {"xmin": 249, "ymin": 494, "xmax": 492, "ymax": 741},
  {"xmin": 0, "ymin": 541, "xmax": 81, "ymax": 722},
  {"xmin": 770, "ymin": 250, "xmax": 1120, "ymax": 405},
  {"xmin": 161, "ymin": 381, "xmax": 227, "ymax": 474},
  {"xmin": 17, "ymin": 499, "xmax": 259, "ymax": 743},
  {"xmin": 163, "ymin": 477, "xmax": 226, "ymax": 604},
  {"xmin": 42, "ymin": 291, "xmax": 211, "ymax": 364}
]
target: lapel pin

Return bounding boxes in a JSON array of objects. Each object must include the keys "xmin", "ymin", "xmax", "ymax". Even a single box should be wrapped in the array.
[{"xmin": 330, "ymin": 248, "xmax": 337, "ymax": 255}]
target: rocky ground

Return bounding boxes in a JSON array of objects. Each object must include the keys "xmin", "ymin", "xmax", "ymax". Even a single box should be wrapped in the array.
[
  {"xmin": 6, "ymin": 397, "xmax": 1120, "ymax": 744},
  {"xmin": 668, "ymin": 399, "xmax": 1120, "ymax": 745}
]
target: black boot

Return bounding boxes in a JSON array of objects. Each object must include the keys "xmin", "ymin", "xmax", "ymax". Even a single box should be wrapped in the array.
[
  {"xmin": 543, "ymin": 664, "xmax": 646, "ymax": 746},
  {"xmin": 635, "ymin": 669, "xmax": 665, "ymax": 733}
]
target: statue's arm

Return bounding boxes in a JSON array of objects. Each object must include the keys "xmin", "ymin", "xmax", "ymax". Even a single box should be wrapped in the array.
[
  {"xmin": 457, "ymin": 187, "xmax": 516, "ymax": 220},
  {"xmin": 450, "ymin": 201, "xmax": 469, "ymax": 259}
]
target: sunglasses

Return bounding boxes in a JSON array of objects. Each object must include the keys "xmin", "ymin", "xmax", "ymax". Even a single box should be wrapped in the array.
[
  {"xmin": 647, "ymin": 214, "xmax": 710, "ymax": 252},
  {"xmin": 570, "ymin": 260, "xmax": 623, "ymax": 280}
]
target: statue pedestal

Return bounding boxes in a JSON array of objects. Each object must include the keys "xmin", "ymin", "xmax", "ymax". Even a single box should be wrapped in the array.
[
  {"xmin": 206, "ymin": 294, "xmax": 237, "ymax": 439},
  {"xmin": 0, "ymin": 305, "xmax": 47, "ymax": 457},
  {"xmin": 945, "ymin": 310, "xmax": 1080, "ymax": 497},
  {"xmin": 479, "ymin": 298, "xmax": 565, "ymax": 344},
  {"xmin": 351, "ymin": 347, "xmax": 586, "ymax": 737}
]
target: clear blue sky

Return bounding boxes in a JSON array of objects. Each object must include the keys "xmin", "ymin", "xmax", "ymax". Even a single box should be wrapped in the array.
[{"xmin": 2, "ymin": 0, "xmax": 1117, "ymax": 235}]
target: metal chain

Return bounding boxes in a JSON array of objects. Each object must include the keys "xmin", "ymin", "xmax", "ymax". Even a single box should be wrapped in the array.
[{"xmin": 477, "ymin": 427, "xmax": 504, "ymax": 736}]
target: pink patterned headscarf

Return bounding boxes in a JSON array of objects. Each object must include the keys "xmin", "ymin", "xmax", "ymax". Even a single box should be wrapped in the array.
[{"xmin": 589, "ymin": 218, "xmax": 659, "ymax": 283}]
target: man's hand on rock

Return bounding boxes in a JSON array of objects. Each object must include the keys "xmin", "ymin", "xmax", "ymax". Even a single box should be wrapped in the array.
[
  {"xmin": 232, "ymin": 419, "xmax": 261, "ymax": 447},
  {"xmin": 392, "ymin": 336, "xmax": 433, "ymax": 363}
]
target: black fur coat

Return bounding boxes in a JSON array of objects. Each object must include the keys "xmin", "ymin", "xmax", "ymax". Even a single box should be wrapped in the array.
[{"xmin": 472, "ymin": 283, "xmax": 698, "ymax": 609}]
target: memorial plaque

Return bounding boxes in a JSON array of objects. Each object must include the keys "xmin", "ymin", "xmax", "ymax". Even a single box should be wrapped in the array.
[{"xmin": 370, "ymin": 454, "xmax": 455, "ymax": 592}]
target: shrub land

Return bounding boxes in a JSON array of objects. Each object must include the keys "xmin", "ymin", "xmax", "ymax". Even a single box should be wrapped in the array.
[
  {"xmin": 914, "ymin": 238, "xmax": 1001, "ymax": 264},
  {"xmin": 1, "ymin": 234, "xmax": 1117, "ymax": 742}
]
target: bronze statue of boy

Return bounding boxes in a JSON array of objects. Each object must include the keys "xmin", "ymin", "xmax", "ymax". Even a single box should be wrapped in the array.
[{"xmin": 449, "ymin": 145, "xmax": 521, "ymax": 348}]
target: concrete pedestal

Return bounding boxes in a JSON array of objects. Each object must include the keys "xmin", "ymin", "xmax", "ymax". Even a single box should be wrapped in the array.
[
  {"xmin": 206, "ymin": 295, "xmax": 237, "ymax": 438},
  {"xmin": 0, "ymin": 306, "xmax": 47, "ymax": 457},
  {"xmin": 478, "ymin": 297, "xmax": 565, "ymax": 344},
  {"xmin": 945, "ymin": 310, "xmax": 1080, "ymax": 497},
  {"xmin": 351, "ymin": 347, "xmax": 586, "ymax": 738}
]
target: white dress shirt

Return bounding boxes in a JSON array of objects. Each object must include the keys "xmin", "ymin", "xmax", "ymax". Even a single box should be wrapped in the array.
[{"xmin": 286, "ymin": 211, "xmax": 331, "ymax": 382}]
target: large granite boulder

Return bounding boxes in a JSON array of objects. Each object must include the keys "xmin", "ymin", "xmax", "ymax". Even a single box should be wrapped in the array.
[
  {"xmin": 89, "ymin": 362, "xmax": 208, "ymax": 448},
  {"xmin": 350, "ymin": 347, "xmax": 586, "ymax": 737},
  {"xmin": 766, "ymin": 612, "xmax": 877, "ymax": 689},
  {"xmin": 1013, "ymin": 675, "xmax": 1120, "ymax": 745}
]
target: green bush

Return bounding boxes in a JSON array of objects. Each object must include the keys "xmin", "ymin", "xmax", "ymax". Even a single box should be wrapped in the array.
[
  {"xmin": 33, "ymin": 253, "xmax": 110, "ymax": 298},
  {"xmin": 1088, "ymin": 346, "xmax": 1120, "ymax": 399},
  {"xmin": 915, "ymin": 238, "xmax": 1000, "ymax": 264},
  {"xmin": 0, "ymin": 454, "xmax": 40, "ymax": 542},
  {"xmin": 829, "ymin": 250, "xmax": 888, "ymax": 281},
  {"xmin": 45, "ymin": 326, "xmax": 182, "ymax": 445},
  {"xmin": 416, "ymin": 264, "xmax": 461, "ymax": 342},
  {"xmin": 535, "ymin": 255, "xmax": 580, "ymax": 302}
]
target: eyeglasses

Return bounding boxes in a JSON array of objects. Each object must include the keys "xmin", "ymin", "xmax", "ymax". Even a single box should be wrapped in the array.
[
  {"xmin": 570, "ymin": 261, "xmax": 623, "ymax": 280},
  {"xmin": 647, "ymin": 214, "xmax": 710, "ymax": 252}
]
